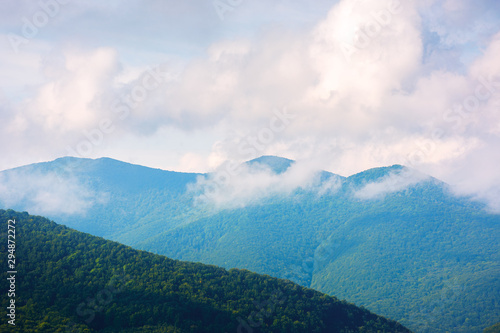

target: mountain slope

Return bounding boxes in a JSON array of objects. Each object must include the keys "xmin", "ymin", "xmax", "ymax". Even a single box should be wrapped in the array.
[
  {"xmin": 0, "ymin": 209, "xmax": 410, "ymax": 332},
  {"xmin": 139, "ymin": 179, "xmax": 499, "ymax": 333},
  {"xmin": 1, "ymin": 156, "xmax": 499, "ymax": 332}
]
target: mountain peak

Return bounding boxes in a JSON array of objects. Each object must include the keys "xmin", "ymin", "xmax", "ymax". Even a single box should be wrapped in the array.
[
  {"xmin": 344, "ymin": 164, "xmax": 414, "ymax": 188},
  {"xmin": 245, "ymin": 155, "xmax": 295, "ymax": 174}
]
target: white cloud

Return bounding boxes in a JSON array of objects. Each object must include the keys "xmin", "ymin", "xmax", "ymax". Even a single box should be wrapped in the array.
[
  {"xmin": 354, "ymin": 167, "xmax": 431, "ymax": 199},
  {"xmin": 306, "ymin": 0, "xmax": 422, "ymax": 107},
  {"xmin": 423, "ymin": 137, "xmax": 500, "ymax": 212},
  {"xmin": 189, "ymin": 160, "xmax": 341, "ymax": 209},
  {"xmin": 0, "ymin": 168, "xmax": 108, "ymax": 215},
  {"xmin": 29, "ymin": 47, "xmax": 120, "ymax": 132},
  {"xmin": 317, "ymin": 175, "xmax": 343, "ymax": 196}
]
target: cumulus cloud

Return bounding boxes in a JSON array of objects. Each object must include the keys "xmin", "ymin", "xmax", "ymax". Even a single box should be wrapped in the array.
[
  {"xmin": 30, "ymin": 47, "xmax": 120, "ymax": 132},
  {"xmin": 0, "ymin": 169, "xmax": 107, "ymax": 216},
  {"xmin": 0, "ymin": 47, "xmax": 121, "ymax": 169},
  {"xmin": 354, "ymin": 168, "xmax": 431, "ymax": 199},
  {"xmin": 0, "ymin": 46, "xmax": 179, "ymax": 170}
]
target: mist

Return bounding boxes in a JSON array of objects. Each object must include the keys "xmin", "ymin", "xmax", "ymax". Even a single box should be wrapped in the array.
[
  {"xmin": 354, "ymin": 168, "xmax": 431, "ymax": 200},
  {"xmin": 0, "ymin": 168, "xmax": 107, "ymax": 216},
  {"xmin": 189, "ymin": 159, "xmax": 342, "ymax": 209}
]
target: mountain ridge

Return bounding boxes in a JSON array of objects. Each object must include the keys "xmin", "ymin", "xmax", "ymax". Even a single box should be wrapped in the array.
[
  {"xmin": 1, "ymin": 156, "xmax": 499, "ymax": 332},
  {"xmin": 4, "ymin": 155, "xmax": 426, "ymax": 180}
]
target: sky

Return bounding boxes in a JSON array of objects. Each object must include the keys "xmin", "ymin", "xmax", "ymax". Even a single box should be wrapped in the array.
[{"xmin": 1, "ymin": 0, "xmax": 500, "ymax": 210}]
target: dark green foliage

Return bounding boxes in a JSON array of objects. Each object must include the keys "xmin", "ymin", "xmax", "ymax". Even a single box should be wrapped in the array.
[{"xmin": 0, "ymin": 210, "xmax": 409, "ymax": 332}]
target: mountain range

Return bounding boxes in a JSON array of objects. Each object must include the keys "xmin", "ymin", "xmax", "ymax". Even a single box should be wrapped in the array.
[{"xmin": 0, "ymin": 156, "xmax": 499, "ymax": 332}]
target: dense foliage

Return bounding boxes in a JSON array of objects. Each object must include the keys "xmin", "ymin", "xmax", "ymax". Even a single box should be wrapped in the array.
[
  {"xmin": 484, "ymin": 322, "xmax": 500, "ymax": 333},
  {"xmin": 0, "ymin": 209, "xmax": 410, "ymax": 332}
]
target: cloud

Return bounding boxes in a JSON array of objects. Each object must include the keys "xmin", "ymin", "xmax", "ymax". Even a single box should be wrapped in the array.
[
  {"xmin": 0, "ymin": 46, "xmax": 178, "ymax": 170},
  {"xmin": 425, "ymin": 136, "xmax": 500, "ymax": 212},
  {"xmin": 317, "ymin": 175, "xmax": 343, "ymax": 196},
  {"xmin": 419, "ymin": 0, "xmax": 500, "ymax": 47},
  {"xmin": 354, "ymin": 167, "xmax": 431, "ymax": 199},
  {"xmin": 140, "ymin": 0, "xmax": 424, "ymax": 137},
  {"xmin": 0, "ymin": 168, "xmax": 107, "ymax": 216},
  {"xmin": 30, "ymin": 47, "xmax": 120, "ymax": 132},
  {"xmin": 189, "ymin": 160, "xmax": 342, "ymax": 209}
]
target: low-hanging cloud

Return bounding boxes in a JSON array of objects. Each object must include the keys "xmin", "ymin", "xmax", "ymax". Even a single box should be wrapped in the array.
[
  {"xmin": 354, "ymin": 167, "xmax": 431, "ymax": 199},
  {"xmin": 0, "ymin": 169, "xmax": 108, "ymax": 216},
  {"xmin": 189, "ymin": 160, "xmax": 343, "ymax": 209}
]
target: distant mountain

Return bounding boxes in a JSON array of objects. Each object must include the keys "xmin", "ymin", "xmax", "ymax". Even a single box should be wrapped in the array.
[
  {"xmin": 0, "ymin": 156, "xmax": 199, "ymax": 236},
  {"xmin": 246, "ymin": 155, "xmax": 295, "ymax": 174},
  {"xmin": 345, "ymin": 164, "xmax": 406, "ymax": 186},
  {"xmin": 1, "ymin": 156, "xmax": 499, "ymax": 332},
  {"xmin": 0, "ymin": 209, "xmax": 410, "ymax": 332}
]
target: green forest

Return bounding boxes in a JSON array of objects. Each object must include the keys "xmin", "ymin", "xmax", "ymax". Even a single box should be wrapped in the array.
[
  {"xmin": 0, "ymin": 209, "xmax": 410, "ymax": 332},
  {"xmin": 136, "ymin": 172, "xmax": 500, "ymax": 332}
]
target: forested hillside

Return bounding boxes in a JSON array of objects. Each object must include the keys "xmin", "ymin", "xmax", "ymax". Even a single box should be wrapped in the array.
[
  {"xmin": 484, "ymin": 322, "xmax": 500, "ymax": 333},
  {"xmin": 0, "ymin": 209, "xmax": 410, "ymax": 332}
]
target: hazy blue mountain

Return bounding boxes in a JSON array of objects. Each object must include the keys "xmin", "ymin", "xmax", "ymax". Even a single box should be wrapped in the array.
[
  {"xmin": 0, "ymin": 156, "xmax": 199, "ymax": 236},
  {"xmin": 246, "ymin": 155, "xmax": 295, "ymax": 174},
  {"xmin": 1, "ymin": 156, "xmax": 499, "ymax": 332}
]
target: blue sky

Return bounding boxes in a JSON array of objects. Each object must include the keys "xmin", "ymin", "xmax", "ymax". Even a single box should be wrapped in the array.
[{"xmin": 1, "ymin": 0, "xmax": 500, "ymax": 210}]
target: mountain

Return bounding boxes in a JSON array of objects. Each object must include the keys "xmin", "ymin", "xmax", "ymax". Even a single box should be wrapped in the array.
[
  {"xmin": 1, "ymin": 156, "xmax": 499, "ymax": 332},
  {"xmin": 245, "ymin": 155, "xmax": 295, "ymax": 174},
  {"xmin": 0, "ymin": 209, "xmax": 410, "ymax": 332},
  {"xmin": 0, "ymin": 156, "xmax": 199, "ymax": 236}
]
